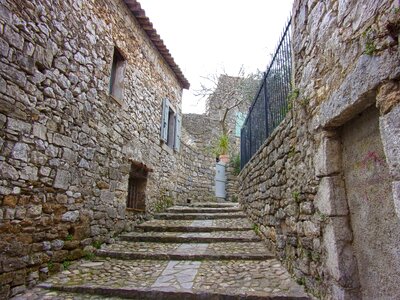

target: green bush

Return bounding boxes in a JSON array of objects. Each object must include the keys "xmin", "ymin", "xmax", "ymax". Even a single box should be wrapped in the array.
[{"xmin": 231, "ymin": 153, "xmax": 241, "ymax": 175}]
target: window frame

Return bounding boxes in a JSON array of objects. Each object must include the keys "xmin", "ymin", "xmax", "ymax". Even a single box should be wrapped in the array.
[
  {"xmin": 160, "ymin": 98, "xmax": 181, "ymax": 152},
  {"xmin": 109, "ymin": 47, "xmax": 127, "ymax": 103}
]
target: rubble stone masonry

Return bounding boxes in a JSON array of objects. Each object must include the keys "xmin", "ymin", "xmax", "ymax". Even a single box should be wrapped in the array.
[
  {"xmin": 239, "ymin": 0, "xmax": 400, "ymax": 298},
  {"xmin": 0, "ymin": 0, "xmax": 187, "ymax": 297}
]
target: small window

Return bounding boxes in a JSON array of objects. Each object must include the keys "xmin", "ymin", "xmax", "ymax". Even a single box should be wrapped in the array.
[
  {"xmin": 127, "ymin": 163, "xmax": 148, "ymax": 211},
  {"xmin": 160, "ymin": 99, "xmax": 181, "ymax": 151},
  {"xmin": 109, "ymin": 47, "xmax": 126, "ymax": 100}
]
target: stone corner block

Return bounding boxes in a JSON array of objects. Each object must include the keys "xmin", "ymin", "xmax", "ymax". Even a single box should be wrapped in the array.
[
  {"xmin": 323, "ymin": 217, "xmax": 359, "ymax": 287},
  {"xmin": 393, "ymin": 181, "xmax": 400, "ymax": 220},
  {"xmin": 315, "ymin": 134, "xmax": 342, "ymax": 177},
  {"xmin": 331, "ymin": 283, "xmax": 361, "ymax": 300},
  {"xmin": 380, "ymin": 104, "xmax": 400, "ymax": 180},
  {"xmin": 315, "ymin": 176, "xmax": 349, "ymax": 216}
]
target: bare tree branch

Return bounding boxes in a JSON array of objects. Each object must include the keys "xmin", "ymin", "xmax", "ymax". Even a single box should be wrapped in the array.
[{"xmin": 196, "ymin": 67, "xmax": 262, "ymax": 137}]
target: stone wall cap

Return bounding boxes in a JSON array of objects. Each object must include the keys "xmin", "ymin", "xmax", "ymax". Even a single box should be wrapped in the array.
[{"xmin": 123, "ymin": 0, "xmax": 190, "ymax": 89}]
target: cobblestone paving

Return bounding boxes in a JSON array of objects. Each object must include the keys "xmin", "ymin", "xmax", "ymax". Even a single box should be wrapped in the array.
[
  {"xmin": 207, "ymin": 242, "xmax": 271, "ymax": 255},
  {"xmin": 100, "ymin": 241, "xmax": 180, "ymax": 253},
  {"xmin": 13, "ymin": 203, "xmax": 309, "ymax": 299},
  {"xmin": 12, "ymin": 288, "xmax": 125, "ymax": 299},
  {"xmin": 136, "ymin": 218, "xmax": 253, "ymax": 230},
  {"xmin": 122, "ymin": 230, "xmax": 259, "ymax": 239},
  {"xmin": 194, "ymin": 259, "xmax": 308, "ymax": 297},
  {"xmin": 167, "ymin": 206, "xmax": 242, "ymax": 213},
  {"xmin": 155, "ymin": 212, "xmax": 247, "ymax": 220},
  {"xmin": 39, "ymin": 259, "xmax": 168, "ymax": 288},
  {"xmin": 135, "ymin": 219, "xmax": 195, "ymax": 227},
  {"xmin": 213, "ymin": 218, "xmax": 252, "ymax": 228},
  {"xmin": 100, "ymin": 241, "xmax": 271, "ymax": 257}
]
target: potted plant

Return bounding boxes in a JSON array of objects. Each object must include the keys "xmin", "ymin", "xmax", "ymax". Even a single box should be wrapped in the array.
[{"xmin": 216, "ymin": 134, "xmax": 230, "ymax": 163}]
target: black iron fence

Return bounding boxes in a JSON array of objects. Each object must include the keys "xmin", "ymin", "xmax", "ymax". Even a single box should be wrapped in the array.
[{"xmin": 240, "ymin": 18, "xmax": 292, "ymax": 169}]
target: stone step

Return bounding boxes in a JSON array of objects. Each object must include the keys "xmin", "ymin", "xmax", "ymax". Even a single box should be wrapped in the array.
[
  {"xmin": 33, "ymin": 258, "xmax": 309, "ymax": 300},
  {"xmin": 166, "ymin": 206, "xmax": 242, "ymax": 214},
  {"xmin": 135, "ymin": 218, "xmax": 253, "ymax": 232},
  {"xmin": 38, "ymin": 285, "xmax": 310, "ymax": 300},
  {"xmin": 96, "ymin": 241, "xmax": 273, "ymax": 260},
  {"xmin": 189, "ymin": 202, "xmax": 239, "ymax": 208},
  {"xmin": 154, "ymin": 212, "xmax": 247, "ymax": 220},
  {"xmin": 119, "ymin": 230, "xmax": 261, "ymax": 243}
]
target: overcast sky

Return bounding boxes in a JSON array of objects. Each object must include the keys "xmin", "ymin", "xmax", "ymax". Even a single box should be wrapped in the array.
[{"xmin": 139, "ymin": 0, "xmax": 294, "ymax": 114}]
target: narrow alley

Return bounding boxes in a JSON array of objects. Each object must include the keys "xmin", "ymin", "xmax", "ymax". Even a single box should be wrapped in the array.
[{"xmin": 13, "ymin": 203, "xmax": 309, "ymax": 299}]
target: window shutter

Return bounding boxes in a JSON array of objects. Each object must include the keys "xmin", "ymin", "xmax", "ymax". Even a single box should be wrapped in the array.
[
  {"xmin": 160, "ymin": 98, "xmax": 170, "ymax": 142},
  {"xmin": 174, "ymin": 114, "xmax": 182, "ymax": 151}
]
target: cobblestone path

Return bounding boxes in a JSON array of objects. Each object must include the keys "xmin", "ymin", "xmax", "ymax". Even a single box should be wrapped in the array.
[{"xmin": 12, "ymin": 203, "xmax": 310, "ymax": 299}]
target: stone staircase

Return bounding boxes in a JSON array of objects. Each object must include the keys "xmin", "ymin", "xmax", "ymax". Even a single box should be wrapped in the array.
[{"xmin": 13, "ymin": 203, "xmax": 310, "ymax": 299}]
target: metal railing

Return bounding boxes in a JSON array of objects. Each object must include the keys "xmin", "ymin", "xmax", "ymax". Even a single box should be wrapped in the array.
[{"xmin": 240, "ymin": 18, "xmax": 292, "ymax": 169}]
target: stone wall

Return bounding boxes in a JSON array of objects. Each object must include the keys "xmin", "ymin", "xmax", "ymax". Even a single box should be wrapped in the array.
[
  {"xmin": 225, "ymin": 164, "xmax": 238, "ymax": 202},
  {"xmin": 239, "ymin": 111, "xmax": 323, "ymax": 295},
  {"xmin": 176, "ymin": 128, "xmax": 215, "ymax": 204},
  {"xmin": 239, "ymin": 0, "xmax": 400, "ymax": 298},
  {"xmin": 0, "ymin": 0, "xmax": 186, "ymax": 298},
  {"xmin": 182, "ymin": 113, "xmax": 218, "ymax": 152}
]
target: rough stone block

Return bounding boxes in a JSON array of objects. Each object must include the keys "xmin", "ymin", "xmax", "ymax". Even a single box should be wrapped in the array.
[
  {"xmin": 300, "ymin": 201, "xmax": 314, "ymax": 215},
  {"xmin": 53, "ymin": 170, "xmax": 70, "ymax": 189},
  {"xmin": 3, "ymin": 257, "xmax": 26, "ymax": 272},
  {"xmin": 10, "ymin": 285, "xmax": 26, "ymax": 297},
  {"xmin": 315, "ymin": 176, "xmax": 349, "ymax": 216},
  {"xmin": 7, "ymin": 118, "xmax": 31, "ymax": 134},
  {"xmin": 11, "ymin": 142, "xmax": 29, "ymax": 162},
  {"xmin": 53, "ymin": 133, "xmax": 73, "ymax": 148},
  {"xmin": 303, "ymin": 221, "xmax": 320, "ymax": 237},
  {"xmin": 20, "ymin": 165, "xmax": 38, "ymax": 181},
  {"xmin": 380, "ymin": 104, "xmax": 400, "ymax": 180},
  {"xmin": 61, "ymin": 211, "xmax": 79, "ymax": 222},
  {"xmin": 0, "ymin": 162, "xmax": 19, "ymax": 180},
  {"xmin": 3, "ymin": 195, "xmax": 17, "ymax": 207},
  {"xmin": 315, "ymin": 134, "xmax": 341, "ymax": 177},
  {"xmin": 0, "ymin": 5, "xmax": 12, "ymax": 23},
  {"xmin": 27, "ymin": 205, "xmax": 42, "ymax": 218},
  {"xmin": 32, "ymin": 123, "xmax": 47, "ymax": 140},
  {"xmin": 376, "ymin": 81, "xmax": 400, "ymax": 114},
  {"xmin": 51, "ymin": 250, "xmax": 68, "ymax": 263},
  {"xmin": 4, "ymin": 25, "xmax": 23, "ymax": 50},
  {"xmin": 4, "ymin": 208, "xmax": 15, "ymax": 220},
  {"xmin": 0, "ymin": 61, "xmax": 26, "ymax": 87}
]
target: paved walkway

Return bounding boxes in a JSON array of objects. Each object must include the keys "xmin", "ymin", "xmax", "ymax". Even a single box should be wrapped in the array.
[{"xmin": 12, "ymin": 203, "xmax": 310, "ymax": 299}]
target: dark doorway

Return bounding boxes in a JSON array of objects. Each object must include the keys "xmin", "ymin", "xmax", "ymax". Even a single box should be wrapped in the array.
[{"xmin": 127, "ymin": 162, "xmax": 149, "ymax": 211}]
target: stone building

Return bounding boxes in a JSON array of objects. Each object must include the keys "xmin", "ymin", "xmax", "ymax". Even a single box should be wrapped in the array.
[
  {"xmin": 182, "ymin": 74, "xmax": 256, "ymax": 202},
  {"xmin": 239, "ymin": 0, "xmax": 400, "ymax": 299},
  {"xmin": 0, "ymin": 0, "xmax": 191, "ymax": 297}
]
